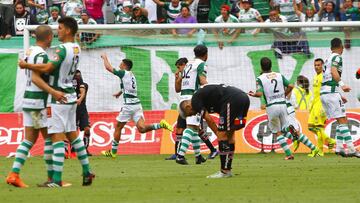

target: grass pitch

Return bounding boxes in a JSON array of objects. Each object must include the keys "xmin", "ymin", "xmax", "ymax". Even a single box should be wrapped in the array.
[{"xmin": 1, "ymin": 153, "xmax": 360, "ymax": 203}]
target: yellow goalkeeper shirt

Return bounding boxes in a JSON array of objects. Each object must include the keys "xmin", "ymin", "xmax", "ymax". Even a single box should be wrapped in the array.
[{"xmin": 312, "ymin": 73, "xmax": 322, "ymax": 105}]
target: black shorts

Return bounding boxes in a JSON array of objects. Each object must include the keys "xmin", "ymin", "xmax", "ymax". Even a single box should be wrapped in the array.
[
  {"xmin": 176, "ymin": 115, "xmax": 186, "ymax": 129},
  {"xmin": 76, "ymin": 107, "xmax": 90, "ymax": 131},
  {"xmin": 218, "ymin": 92, "xmax": 250, "ymax": 131}
]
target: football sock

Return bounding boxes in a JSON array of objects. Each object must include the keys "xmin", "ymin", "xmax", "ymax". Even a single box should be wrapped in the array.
[
  {"xmin": 11, "ymin": 139, "xmax": 33, "ymax": 173},
  {"xmin": 338, "ymin": 124, "xmax": 355, "ymax": 153},
  {"xmin": 298, "ymin": 134, "xmax": 316, "ymax": 151},
  {"xmin": 315, "ymin": 128, "xmax": 324, "ymax": 153},
  {"xmin": 178, "ymin": 128, "xmax": 193, "ymax": 156},
  {"xmin": 52, "ymin": 141, "xmax": 65, "ymax": 183},
  {"xmin": 219, "ymin": 140, "xmax": 233, "ymax": 171},
  {"xmin": 277, "ymin": 135, "xmax": 292, "ymax": 156},
  {"xmin": 335, "ymin": 126, "xmax": 344, "ymax": 152},
  {"xmin": 191, "ymin": 132, "xmax": 201, "ymax": 157},
  {"xmin": 71, "ymin": 136, "xmax": 90, "ymax": 175},
  {"xmin": 111, "ymin": 140, "xmax": 119, "ymax": 154},
  {"xmin": 151, "ymin": 123, "xmax": 161, "ymax": 130},
  {"xmin": 175, "ymin": 133, "xmax": 182, "ymax": 154},
  {"xmin": 44, "ymin": 138, "xmax": 53, "ymax": 180}
]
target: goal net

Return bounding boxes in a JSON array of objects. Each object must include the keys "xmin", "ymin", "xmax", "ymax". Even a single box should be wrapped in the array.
[{"xmin": 20, "ymin": 22, "xmax": 360, "ymax": 155}]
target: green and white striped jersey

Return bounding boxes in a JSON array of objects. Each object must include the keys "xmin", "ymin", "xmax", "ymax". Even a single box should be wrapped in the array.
[
  {"xmin": 114, "ymin": 9, "xmax": 132, "ymax": 24},
  {"xmin": 22, "ymin": 46, "xmax": 49, "ymax": 111},
  {"xmin": 113, "ymin": 69, "xmax": 140, "ymax": 105},
  {"xmin": 34, "ymin": 0, "xmax": 49, "ymax": 24},
  {"xmin": 256, "ymin": 72, "xmax": 289, "ymax": 106},
  {"xmin": 164, "ymin": 2, "xmax": 187, "ymax": 23},
  {"xmin": 180, "ymin": 58, "xmax": 207, "ymax": 98},
  {"xmin": 321, "ymin": 52, "xmax": 343, "ymax": 94},
  {"xmin": 49, "ymin": 42, "xmax": 80, "ymax": 104},
  {"xmin": 273, "ymin": 0, "xmax": 301, "ymax": 22}
]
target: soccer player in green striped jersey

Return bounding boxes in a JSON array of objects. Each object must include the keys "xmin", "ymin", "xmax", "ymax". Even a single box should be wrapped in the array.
[
  {"xmin": 19, "ymin": 17, "xmax": 95, "ymax": 187},
  {"xmin": 6, "ymin": 25, "xmax": 67, "ymax": 188},
  {"xmin": 100, "ymin": 54, "xmax": 173, "ymax": 158}
]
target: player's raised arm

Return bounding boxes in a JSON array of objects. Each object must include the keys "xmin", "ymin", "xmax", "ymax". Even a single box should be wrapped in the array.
[
  {"xmin": 152, "ymin": 0, "xmax": 165, "ymax": 7},
  {"xmin": 101, "ymin": 54, "xmax": 115, "ymax": 73},
  {"xmin": 19, "ymin": 59, "xmax": 55, "ymax": 73}
]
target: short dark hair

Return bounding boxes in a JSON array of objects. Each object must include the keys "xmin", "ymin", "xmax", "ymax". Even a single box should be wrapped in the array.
[
  {"xmin": 175, "ymin": 57, "xmax": 188, "ymax": 66},
  {"xmin": 297, "ymin": 75, "xmax": 310, "ymax": 94},
  {"xmin": 75, "ymin": 69, "xmax": 81, "ymax": 74},
  {"xmin": 314, "ymin": 58, "xmax": 324, "ymax": 64},
  {"xmin": 35, "ymin": 25, "xmax": 53, "ymax": 41},
  {"xmin": 122, "ymin": 59, "xmax": 133, "ymax": 70},
  {"xmin": 58, "ymin": 16, "xmax": 78, "ymax": 36},
  {"xmin": 331, "ymin": 38, "xmax": 342, "ymax": 49},
  {"xmin": 194, "ymin": 45, "xmax": 208, "ymax": 58},
  {"xmin": 181, "ymin": 6, "xmax": 190, "ymax": 12},
  {"xmin": 260, "ymin": 57, "xmax": 272, "ymax": 72}
]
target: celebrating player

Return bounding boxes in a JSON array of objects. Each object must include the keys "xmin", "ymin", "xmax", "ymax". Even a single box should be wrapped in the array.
[
  {"xmin": 175, "ymin": 45, "xmax": 217, "ymax": 165},
  {"xmin": 179, "ymin": 84, "xmax": 250, "ymax": 178},
  {"xmin": 6, "ymin": 25, "xmax": 66, "ymax": 188},
  {"xmin": 18, "ymin": 17, "xmax": 95, "ymax": 187},
  {"xmin": 320, "ymin": 38, "xmax": 360, "ymax": 157},
  {"xmin": 249, "ymin": 57, "xmax": 318, "ymax": 160},
  {"xmin": 308, "ymin": 58, "xmax": 335, "ymax": 156},
  {"xmin": 100, "ymin": 54, "xmax": 173, "ymax": 158}
]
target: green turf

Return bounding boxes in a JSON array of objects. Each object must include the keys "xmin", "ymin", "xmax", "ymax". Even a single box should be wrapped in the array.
[{"xmin": 1, "ymin": 154, "xmax": 360, "ymax": 203}]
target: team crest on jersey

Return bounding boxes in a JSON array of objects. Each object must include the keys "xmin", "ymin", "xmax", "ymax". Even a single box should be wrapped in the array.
[
  {"xmin": 25, "ymin": 49, "xmax": 31, "ymax": 57},
  {"xmin": 73, "ymin": 47, "xmax": 79, "ymax": 54}
]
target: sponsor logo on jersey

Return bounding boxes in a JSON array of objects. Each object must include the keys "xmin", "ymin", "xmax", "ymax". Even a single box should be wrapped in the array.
[{"xmin": 73, "ymin": 47, "xmax": 79, "ymax": 55}]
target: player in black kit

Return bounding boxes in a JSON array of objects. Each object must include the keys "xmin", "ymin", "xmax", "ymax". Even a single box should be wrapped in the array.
[
  {"xmin": 74, "ymin": 70, "xmax": 92, "ymax": 156},
  {"xmin": 178, "ymin": 84, "xmax": 250, "ymax": 178}
]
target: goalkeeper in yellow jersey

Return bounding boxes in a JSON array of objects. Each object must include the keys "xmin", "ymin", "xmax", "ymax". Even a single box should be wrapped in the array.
[{"xmin": 308, "ymin": 58, "xmax": 335, "ymax": 156}]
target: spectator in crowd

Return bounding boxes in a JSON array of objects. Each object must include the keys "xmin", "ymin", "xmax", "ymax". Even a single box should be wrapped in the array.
[
  {"xmin": 237, "ymin": 0, "xmax": 263, "ymax": 36},
  {"xmin": 130, "ymin": 4, "xmax": 149, "ymax": 23},
  {"xmin": 318, "ymin": 0, "xmax": 338, "ymax": 21},
  {"xmin": 189, "ymin": 0, "xmax": 210, "ymax": 23},
  {"xmin": 271, "ymin": 0, "xmax": 303, "ymax": 22},
  {"xmin": 291, "ymin": 75, "xmax": 313, "ymax": 110},
  {"xmin": 172, "ymin": 6, "xmax": 197, "ymax": 37},
  {"xmin": 265, "ymin": 8, "xmax": 311, "ymax": 59},
  {"xmin": 84, "ymin": 0, "xmax": 105, "ymax": 23},
  {"xmin": 209, "ymin": 0, "xmax": 231, "ymax": 22},
  {"xmin": 63, "ymin": 0, "xmax": 83, "ymax": 21},
  {"xmin": 12, "ymin": 2, "xmax": 37, "ymax": 36},
  {"xmin": 0, "ymin": 0, "xmax": 14, "ymax": 39},
  {"xmin": 152, "ymin": 0, "xmax": 194, "ymax": 23},
  {"xmin": 213, "ymin": 4, "xmax": 240, "ymax": 50},
  {"xmin": 293, "ymin": 1, "xmax": 320, "ymax": 32},
  {"xmin": 48, "ymin": 6, "xmax": 61, "ymax": 25},
  {"xmin": 252, "ymin": 0, "xmax": 271, "ymax": 20},
  {"xmin": 340, "ymin": 0, "xmax": 359, "ymax": 48},
  {"xmin": 113, "ymin": 0, "xmax": 132, "ymax": 23},
  {"xmin": 51, "ymin": 0, "xmax": 66, "ymax": 16},
  {"xmin": 28, "ymin": 0, "xmax": 49, "ymax": 24},
  {"xmin": 77, "ymin": 9, "xmax": 99, "ymax": 45}
]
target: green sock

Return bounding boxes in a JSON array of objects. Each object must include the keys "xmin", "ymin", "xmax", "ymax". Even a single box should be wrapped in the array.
[
  {"xmin": 299, "ymin": 134, "xmax": 316, "ymax": 151},
  {"xmin": 111, "ymin": 140, "xmax": 119, "ymax": 154},
  {"xmin": 44, "ymin": 138, "xmax": 53, "ymax": 180},
  {"xmin": 191, "ymin": 132, "xmax": 201, "ymax": 157},
  {"xmin": 52, "ymin": 141, "xmax": 65, "ymax": 183},
  {"xmin": 178, "ymin": 128, "xmax": 193, "ymax": 156},
  {"xmin": 11, "ymin": 140, "xmax": 33, "ymax": 173},
  {"xmin": 338, "ymin": 124, "xmax": 355, "ymax": 153},
  {"xmin": 277, "ymin": 135, "xmax": 291, "ymax": 156},
  {"xmin": 71, "ymin": 137, "xmax": 90, "ymax": 175}
]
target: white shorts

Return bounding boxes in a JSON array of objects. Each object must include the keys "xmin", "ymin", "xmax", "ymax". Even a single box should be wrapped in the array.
[
  {"xmin": 48, "ymin": 104, "xmax": 77, "ymax": 134},
  {"xmin": 23, "ymin": 109, "xmax": 47, "ymax": 129},
  {"xmin": 116, "ymin": 104, "xmax": 144, "ymax": 123},
  {"xmin": 186, "ymin": 113, "xmax": 201, "ymax": 126},
  {"xmin": 266, "ymin": 104, "xmax": 289, "ymax": 133},
  {"xmin": 320, "ymin": 93, "xmax": 346, "ymax": 119}
]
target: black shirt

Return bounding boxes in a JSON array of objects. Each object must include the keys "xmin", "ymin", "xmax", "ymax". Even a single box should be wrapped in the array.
[
  {"xmin": 197, "ymin": 0, "xmax": 210, "ymax": 23},
  {"xmin": 75, "ymin": 81, "xmax": 88, "ymax": 108},
  {"xmin": 191, "ymin": 84, "xmax": 246, "ymax": 114}
]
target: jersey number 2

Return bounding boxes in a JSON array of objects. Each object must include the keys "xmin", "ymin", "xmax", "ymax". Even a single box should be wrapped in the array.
[{"xmin": 271, "ymin": 79, "xmax": 279, "ymax": 93}]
